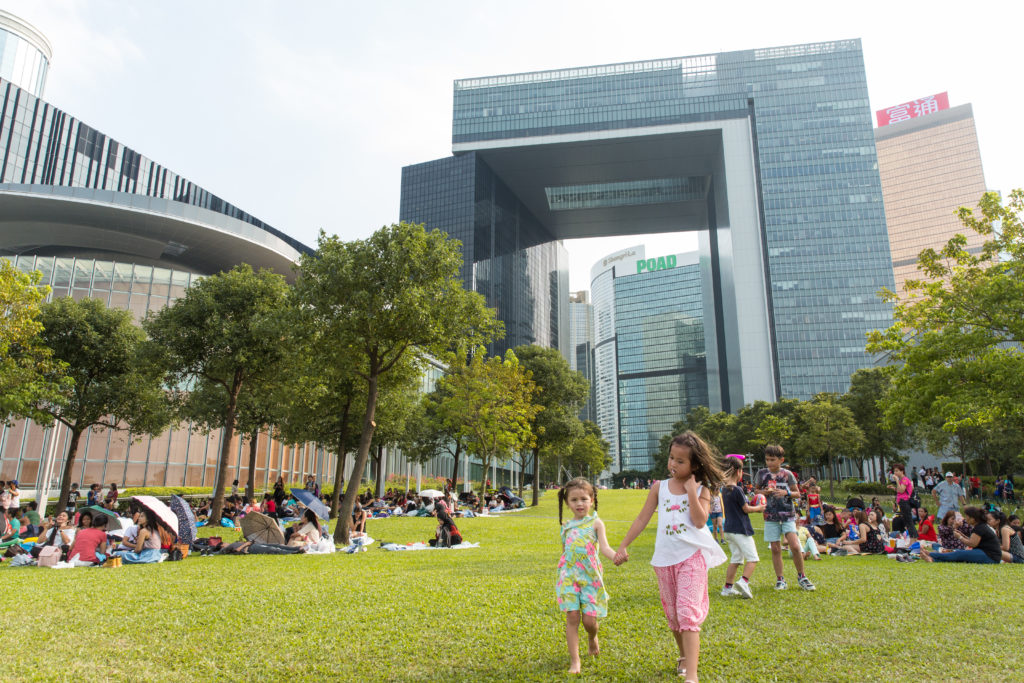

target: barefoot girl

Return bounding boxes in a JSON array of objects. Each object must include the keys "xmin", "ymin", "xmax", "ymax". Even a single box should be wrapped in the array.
[
  {"xmin": 556, "ymin": 477, "xmax": 618, "ymax": 674},
  {"xmin": 615, "ymin": 432, "xmax": 727, "ymax": 682}
]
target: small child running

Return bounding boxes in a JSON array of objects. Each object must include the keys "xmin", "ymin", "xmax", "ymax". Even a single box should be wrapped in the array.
[
  {"xmin": 720, "ymin": 457, "xmax": 764, "ymax": 599},
  {"xmin": 555, "ymin": 477, "xmax": 618, "ymax": 675},
  {"xmin": 615, "ymin": 432, "xmax": 727, "ymax": 682}
]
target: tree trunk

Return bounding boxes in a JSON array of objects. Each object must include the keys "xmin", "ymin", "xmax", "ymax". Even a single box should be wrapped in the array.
[
  {"xmin": 449, "ymin": 439, "xmax": 462, "ymax": 492},
  {"xmin": 374, "ymin": 444, "xmax": 384, "ymax": 498},
  {"xmin": 329, "ymin": 397, "xmax": 352, "ymax": 518},
  {"xmin": 245, "ymin": 427, "xmax": 259, "ymax": 501},
  {"xmin": 55, "ymin": 424, "xmax": 84, "ymax": 512},
  {"xmin": 478, "ymin": 453, "xmax": 491, "ymax": 512},
  {"xmin": 517, "ymin": 452, "xmax": 525, "ymax": 499},
  {"xmin": 827, "ymin": 447, "xmax": 835, "ymax": 500},
  {"xmin": 334, "ymin": 371, "xmax": 379, "ymax": 546},
  {"xmin": 209, "ymin": 373, "xmax": 243, "ymax": 524},
  {"xmin": 531, "ymin": 446, "xmax": 540, "ymax": 506}
]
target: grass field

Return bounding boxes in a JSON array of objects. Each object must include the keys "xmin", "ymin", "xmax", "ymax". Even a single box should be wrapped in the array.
[{"xmin": 1, "ymin": 490, "xmax": 1021, "ymax": 682}]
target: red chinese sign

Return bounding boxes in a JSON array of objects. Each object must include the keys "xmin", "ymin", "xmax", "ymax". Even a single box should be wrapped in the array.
[{"xmin": 876, "ymin": 92, "xmax": 949, "ymax": 127}]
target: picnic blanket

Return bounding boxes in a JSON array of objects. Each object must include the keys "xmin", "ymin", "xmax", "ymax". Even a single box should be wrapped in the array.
[
  {"xmin": 379, "ymin": 542, "xmax": 480, "ymax": 551},
  {"xmin": 339, "ymin": 535, "xmax": 376, "ymax": 554}
]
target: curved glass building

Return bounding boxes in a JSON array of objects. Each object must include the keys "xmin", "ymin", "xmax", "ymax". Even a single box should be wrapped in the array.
[{"xmin": 0, "ymin": 9, "xmax": 51, "ymax": 97}]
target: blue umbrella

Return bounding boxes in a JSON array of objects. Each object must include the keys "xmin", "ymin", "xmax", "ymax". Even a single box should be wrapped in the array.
[
  {"xmin": 290, "ymin": 488, "xmax": 330, "ymax": 521},
  {"xmin": 169, "ymin": 495, "xmax": 198, "ymax": 545}
]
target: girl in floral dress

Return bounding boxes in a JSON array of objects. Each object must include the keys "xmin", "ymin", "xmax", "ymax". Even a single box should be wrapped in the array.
[{"xmin": 556, "ymin": 477, "xmax": 618, "ymax": 674}]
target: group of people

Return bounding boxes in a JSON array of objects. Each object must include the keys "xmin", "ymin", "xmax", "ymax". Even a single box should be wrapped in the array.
[{"xmin": 554, "ymin": 437, "xmax": 1021, "ymax": 680}]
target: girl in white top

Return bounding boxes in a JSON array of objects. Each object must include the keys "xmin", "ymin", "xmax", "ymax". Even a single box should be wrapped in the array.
[{"xmin": 615, "ymin": 431, "xmax": 727, "ymax": 683}]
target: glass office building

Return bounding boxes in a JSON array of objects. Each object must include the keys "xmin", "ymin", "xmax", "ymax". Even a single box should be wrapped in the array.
[
  {"xmin": 590, "ymin": 248, "xmax": 711, "ymax": 474},
  {"xmin": 403, "ymin": 39, "xmax": 894, "ymax": 408}
]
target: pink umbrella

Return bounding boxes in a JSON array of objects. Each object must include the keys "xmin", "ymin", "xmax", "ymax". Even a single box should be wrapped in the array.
[{"xmin": 132, "ymin": 495, "xmax": 179, "ymax": 540}]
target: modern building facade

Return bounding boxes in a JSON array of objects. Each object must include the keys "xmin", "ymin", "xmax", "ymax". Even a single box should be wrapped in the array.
[
  {"xmin": 0, "ymin": 10, "xmax": 50, "ymax": 97},
  {"xmin": 401, "ymin": 39, "xmax": 895, "ymax": 412},
  {"xmin": 591, "ymin": 247, "xmax": 712, "ymax": 474},
  {"xmin": 875, "ymin": 102, "xmax": 988, "ymax": 297},
  {"xmin": 568, "ymin": 291, "xmax": 595, "ymax": 422}
]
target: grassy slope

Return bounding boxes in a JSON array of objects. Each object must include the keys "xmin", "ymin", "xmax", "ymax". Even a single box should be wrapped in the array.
[{"xmin": 1, "ymin": 490, "xmax": 1021, "ymax": 682}]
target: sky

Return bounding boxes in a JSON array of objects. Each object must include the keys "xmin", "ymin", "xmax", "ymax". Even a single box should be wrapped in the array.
[{"xmin": 4, "ymin": 0, "xmax": 1022, "ymax": 291}]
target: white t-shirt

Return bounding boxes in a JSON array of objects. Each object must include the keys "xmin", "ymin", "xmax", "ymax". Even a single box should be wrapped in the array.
[{"xmin": 650, "ymin": 479, "xmax": 727, "ymax": 568}]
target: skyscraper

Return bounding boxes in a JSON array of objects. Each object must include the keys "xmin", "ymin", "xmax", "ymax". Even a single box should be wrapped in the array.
[
  {"xmin": 401, "ymin": 39, "xmax": 894, "ymax": 408},
  {"xmin": 875, "ymin": 99, "xmax": 988, "ymax": 297}
]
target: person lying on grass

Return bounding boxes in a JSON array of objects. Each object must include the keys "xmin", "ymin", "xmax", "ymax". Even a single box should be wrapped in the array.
[{"xmin": 921, "ymin": 507, "xmax": 1002, "ymax": 564}]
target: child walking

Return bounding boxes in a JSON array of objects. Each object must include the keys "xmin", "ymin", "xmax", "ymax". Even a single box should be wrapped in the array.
[
  {"xmin": 720, "ymin": 457, "xmax": 764, "ymax": 599},
  {"xmin": 556, "ymin": 477, "xmax": 618, "ymax": 675},
  {"xmin": 754, "ymin": 444, "xmax": 816, "ymax": 590},
  {"xmin": 615, "ymin": 432, "xmax": 727, "ymax": 682}
]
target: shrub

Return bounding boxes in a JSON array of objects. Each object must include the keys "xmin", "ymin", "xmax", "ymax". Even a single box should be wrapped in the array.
[{"xmin": 844, "ymin": 482, "xmax": 892, "ymax": 496}]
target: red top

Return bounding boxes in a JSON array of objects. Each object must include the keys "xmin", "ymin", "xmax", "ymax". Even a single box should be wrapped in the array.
[
  {"xmin": 69, "ymin": 527, "xmax": 107, "ymax": 564},
  {"xmin": 917, "ymin": 515, "xmax": 938, "ymax": 541},
  {"xmin": 807, "ymin": 493, "xmax": 821, "ymax": 508}
]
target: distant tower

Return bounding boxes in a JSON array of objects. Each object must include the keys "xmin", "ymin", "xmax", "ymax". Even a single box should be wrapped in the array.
[{"xmin": 0, "ymin": 9, "xmax": 52, "ymax": 97}]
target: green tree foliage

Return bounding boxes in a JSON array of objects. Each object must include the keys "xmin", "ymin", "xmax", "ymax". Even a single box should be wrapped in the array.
[
  {"xmin": 868, "ymin": 190, "xmax": 1024, "ymax": 440},
  {"xmin": 794, "ymin": 393, "xmax": 865, "ymax": 498},
  {"xmin": 143, "ymin": 265, "xmax": 292, "ymax": 524},
  {"xmin": 37, "ymin": 297, "xmax": 169, "ymax": 510},
  {"xmin": 841, "ymin": 367, "xmax": 911, "ymax": 478},
  {"xmin": 398, "ymin": 379, "xmax": 466, "ymax": 492},
  {"xmin": 294, "ymin": 224, "xmax": 500, "ymax": 544},
  {"xmin": 512, "ymin": 345, "xmax": 589, "ymax": 503},
  {"xmin": 436, "ymin": 349, "xmax": 541, "ymax": 506},
  {"xmin": 0, "ymin": 261, "xmax": 67, "ymax": 423},
  {"xmin": 562, "ymin": 420, "xmax": 611, "ymax": 480}
]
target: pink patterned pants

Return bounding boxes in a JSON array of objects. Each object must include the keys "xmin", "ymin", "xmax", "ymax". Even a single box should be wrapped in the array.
[{"xmin": 653, "ymin": 552, "xmax": 709, "ymax": 632}]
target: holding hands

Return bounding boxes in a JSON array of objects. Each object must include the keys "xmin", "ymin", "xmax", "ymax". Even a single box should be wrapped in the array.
[{"xmin": 613, "ymin": 547, "xmax": 629, "ymax": 566}]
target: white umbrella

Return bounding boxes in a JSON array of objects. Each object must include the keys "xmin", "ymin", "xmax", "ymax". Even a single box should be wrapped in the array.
[
  {"xmin": 132, "ymin": 495, "xmax": 180, "ymax": 539},
  {"xmin": 419, "ymin": 489, "xmax": 444, "ymax": 498}
]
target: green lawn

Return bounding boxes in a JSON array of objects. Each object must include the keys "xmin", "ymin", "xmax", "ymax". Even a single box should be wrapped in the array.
[{"xmin": 1, "ymin": 490, "xmax": 1021, "ymax": 682}]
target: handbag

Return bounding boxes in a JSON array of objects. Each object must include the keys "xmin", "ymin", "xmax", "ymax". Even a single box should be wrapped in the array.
[{"xmin": 38, "ymin": 545, "xmax": 61, "ymax": 567}]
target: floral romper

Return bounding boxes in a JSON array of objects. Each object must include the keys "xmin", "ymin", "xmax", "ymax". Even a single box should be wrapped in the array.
[{"xmin": 556, "ymin": 513, "xmax": 608, "ymax": 617}]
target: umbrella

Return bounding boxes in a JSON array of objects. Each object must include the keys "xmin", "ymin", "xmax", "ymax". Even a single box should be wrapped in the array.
[
  {"xmin": 290, "ymin": 488, "xmax": 330, "ymax": 521},
  {"xmin": 241, "ymin": 511, "xmax": 284, "ymax": 544},
  {"xmin": 169, "ymin": 495, "xmax": 198, "ymax": 545},
  {"xmin": 79, "ymin": 505, "xmax": 122, "ymax": 531},
  {"xmin": 419, "ymin": 489, "xmax": 444, "ymax": 498},
  {"xmin": 132, "ymin": 495, "xmax": 180, "ymax": 540}
]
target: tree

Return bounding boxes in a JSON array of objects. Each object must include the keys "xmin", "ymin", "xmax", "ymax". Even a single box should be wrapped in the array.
[
  {"xmin": 437, "ymin": 349, "xmax": 541, "ymax": 506},
  {"xmin": 0, "ymin": 261, "xmax": 67, "ymax": 423},
  {"xmin": 794, "ymin": 393, "xmax": 865, "ymax": 499},
  {"xmin": 399, "ymin": 383, "xmax": 465, "ymax": 492},
  {"xmin": 294, "ymin": 224, "xmax": 500, "ymax": 545},
  {"xmin": 841, "ymin": 367, "xmax": 911, "ymax": 479},
  {"xmin": 513, "ymin": 345, "xmax": 589, "ymax": 504},
  {"xmin": 868, "ymin": 190, "xmax": 1024, "ymax": 439},
  {"xmin": 36, "ymin": 297, "xmax": 169, "ymax": 511},
  {"xmin": 563, "ymin": 420, "xmax": 611, "ymax": 480},
  {"xmin": 144, "ymin": 265, "xmax": 292, "ymax": 524}
]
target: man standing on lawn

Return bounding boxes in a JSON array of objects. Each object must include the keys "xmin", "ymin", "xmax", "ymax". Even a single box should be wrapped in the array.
[{"xmin": 932, "ymin": 472, "xmax": 966, "ymax": 519}]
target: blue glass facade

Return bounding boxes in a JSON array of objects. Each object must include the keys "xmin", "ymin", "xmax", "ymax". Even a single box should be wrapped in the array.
[
  {"xmin": 400, "ymin": 153, "xmax": 569, "ymax": 355},
  {"xmin": 614, "ymin": 263, "xmax": 708, "ymax": 471},
  {"xmin": 441, "ymin": 40, "xmax": 893, "ymax": 399}
]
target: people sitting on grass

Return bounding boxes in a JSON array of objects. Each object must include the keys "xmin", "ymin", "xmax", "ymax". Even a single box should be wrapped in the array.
[
  {"xmin": 86, "ymin": 482, "xmax": 101, "ymax": 507},
  {"xmin": 67, "ymin": 514, "xmax": 109, "ymax": 565},
  {"xmin": 937, "ymin": 510, "xmax": 972, "ymax": 550},
  {"xmin": 0, "ymin": 506, "xmax": 21, "ymax": 549},
  {"xmin": 987, "ymin": 510, "xmax": 1024, "ymax": 564},
  {"xmin": 34, "ymin": 511, "xmax": 75, "ymax": 558},
  {"xmin": 112, "ymin": 509, "xmax": 162, "ymax": 564},
  {"xmin": 815, "ymin": 506, "xmax": 845, "ymax": 547},
  {"xmin": 352, "ymin": 502, "xmax": 367, "ymax": 534},
  {"xmin": 18, "ymin": 501, "xmax": 41, "ymax": 537},
  {"xmin": 921, "ymin": 507, "xmax": 1002, "ymax": 564},
  {"xmin": 429, "ymin": 505, "xmax": 462, "ymax": 547},
  {"xmin": 917, "ymin": 507, "xmax": 938, "ymax": 542},
  {"xmin": 287, "ymin": 509, "xmax": 322, "ymax": 548}
]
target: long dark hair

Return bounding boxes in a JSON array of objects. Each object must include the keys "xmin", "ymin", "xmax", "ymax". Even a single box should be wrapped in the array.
[
  {"xmin": 302, "ymin": 509, "xmax": 318, "ymax": 529},
  {"xmin": 670, "ymin": 431, "xmax": 726, "ymax": 489},
  {"xmin": 139, "ymin": 509, "xmax": 159, "ymax": 534},
  {"xmin": 558, "ymin": 477, "xmax": 597, "ymax": 525}
]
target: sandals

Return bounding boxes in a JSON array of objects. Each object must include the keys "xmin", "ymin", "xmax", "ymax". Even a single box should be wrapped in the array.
[{"xmin": 676, "ymin": 657, "xmax": 686, "ymax": 676}]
